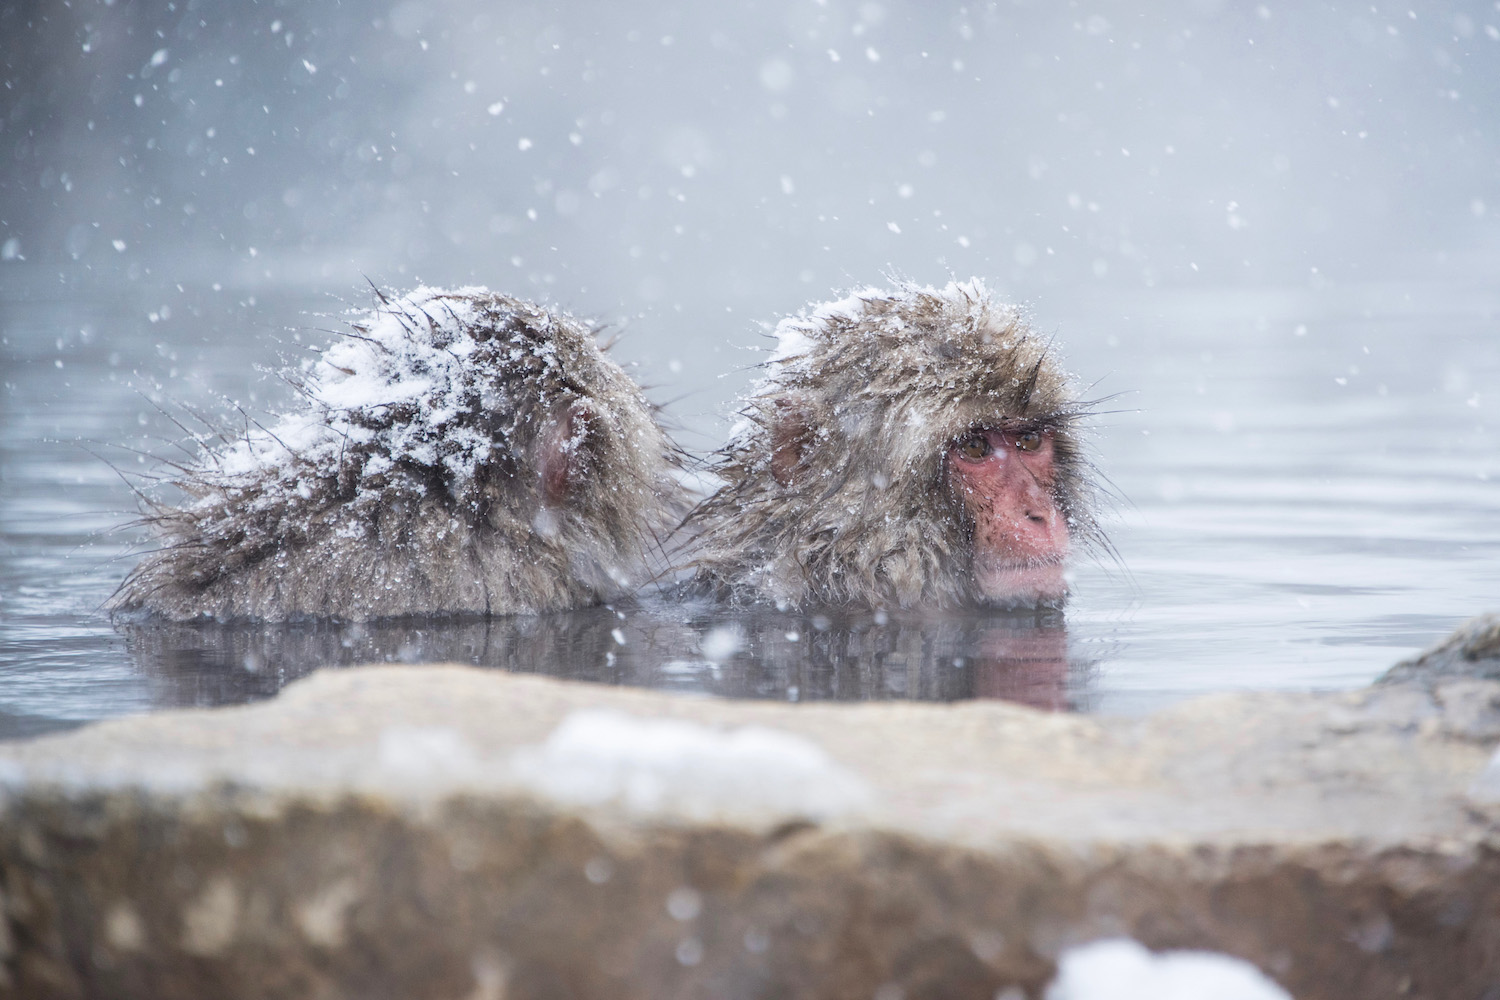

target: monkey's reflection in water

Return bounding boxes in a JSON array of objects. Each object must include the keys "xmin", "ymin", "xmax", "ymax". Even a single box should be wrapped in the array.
[
  {"xmin": 120, "ymin": 604, "xmax": 1092, "ymax": 712},
  {"xmin": 694, "ymin": 607, "xmax": 1089, "ymax": 709}
]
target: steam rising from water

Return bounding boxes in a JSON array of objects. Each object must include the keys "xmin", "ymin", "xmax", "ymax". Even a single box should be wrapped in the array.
[{"xmin": 3, "ymin": 1, "xmax": 1497, "ymax": 312}]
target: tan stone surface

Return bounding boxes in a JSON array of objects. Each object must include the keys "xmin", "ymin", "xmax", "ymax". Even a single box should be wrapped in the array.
[{"xmin": 1, "ymin": 666, "xmax": 1498, "ymax": 1000}]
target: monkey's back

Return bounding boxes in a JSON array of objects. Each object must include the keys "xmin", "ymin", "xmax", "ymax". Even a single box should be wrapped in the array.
[{"xmin": 111, "ymin": 288, "xmax": 687, "ymax": 622}]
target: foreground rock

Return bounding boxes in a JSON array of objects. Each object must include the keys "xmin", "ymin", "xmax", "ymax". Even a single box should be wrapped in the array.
[
  {"xmin": 1380, "ymin": 611, "xmax": 1500, "ymax": 687},
  {"xmin": 1, "ymin": 667, "xmax": 1497, "ymax": 1000}
]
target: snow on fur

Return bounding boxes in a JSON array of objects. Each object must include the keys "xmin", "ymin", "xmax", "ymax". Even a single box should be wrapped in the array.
[{"xmin": 215, "ymin": 286, "xmax": 496, "ymax": 483}]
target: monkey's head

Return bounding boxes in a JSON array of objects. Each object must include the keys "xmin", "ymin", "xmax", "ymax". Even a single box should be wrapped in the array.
[
  {"xmin": 330, "ymin": 289, "xmax": 689, "ymax": 606},
  {"xmin": 689, "ymin": 279, "xmax": 1100, "ymax": 610}
]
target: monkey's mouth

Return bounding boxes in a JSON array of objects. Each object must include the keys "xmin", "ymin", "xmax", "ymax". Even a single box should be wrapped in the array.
[{"xmin": 971, "ymin": 554, "xmax": 1069, "ymax": 605}]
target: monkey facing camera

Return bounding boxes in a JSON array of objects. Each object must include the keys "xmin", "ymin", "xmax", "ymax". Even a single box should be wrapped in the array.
[{"xmin": 688, "ymin": 279, "xmax": 1102, "ymax": 611}]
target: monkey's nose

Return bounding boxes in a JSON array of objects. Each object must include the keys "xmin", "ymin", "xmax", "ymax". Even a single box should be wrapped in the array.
[{"xmin": 1008, "ymin": 506, "xmax": 1067, "ymax": 559}]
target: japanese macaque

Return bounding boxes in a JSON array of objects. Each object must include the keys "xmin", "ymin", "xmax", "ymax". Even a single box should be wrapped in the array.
[
  {"xmin": 687, "ymin": 279, "xmax": 1100, "ymax": 610},
  {"xmin": 109, "ymin": 287, "xmax": 689, "ymax": 622}
]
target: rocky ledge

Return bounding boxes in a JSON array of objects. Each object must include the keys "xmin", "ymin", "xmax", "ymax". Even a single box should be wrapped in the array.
[{"xmin": 2, "ymin": 623, "xmax": 1499, "ymax": 999}]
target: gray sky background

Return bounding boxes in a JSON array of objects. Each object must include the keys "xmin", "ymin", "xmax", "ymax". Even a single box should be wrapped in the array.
[{"xmin": 3, "ymin": 0, "xmax": 1497, "ymax": 391}]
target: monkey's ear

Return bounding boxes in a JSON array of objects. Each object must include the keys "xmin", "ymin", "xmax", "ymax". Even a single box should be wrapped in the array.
[
  {"xmin": 539, "ymin": 400, "xmax": 595, "ymax": 504},
  {"xmin": 769, "ymin": 395, "xmax": 814, "ymax": 487}
]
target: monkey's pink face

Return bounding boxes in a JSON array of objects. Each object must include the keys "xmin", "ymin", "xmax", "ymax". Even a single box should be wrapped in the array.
[{"xmin": 946, "ymin": 427, "xmax": 1070, "ymax": 604}]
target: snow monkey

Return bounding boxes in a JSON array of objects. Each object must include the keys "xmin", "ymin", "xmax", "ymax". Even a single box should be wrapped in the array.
[
  {"xmin": 110, "ymin": 287, "xmax": 689, "ymax": 622},
  {"xmin": 687, "ymin": 279, "xmax": 1101, "ymax": 609}
]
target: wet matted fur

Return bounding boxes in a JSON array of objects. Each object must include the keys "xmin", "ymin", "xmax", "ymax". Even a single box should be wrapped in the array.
[
  {"xmin": 687, "ymin": 279, "xmax": 1101, "ymax": 609},
  {"xmin": 110, "ymin": 287, "xmax": 688, "ymax": 622}
]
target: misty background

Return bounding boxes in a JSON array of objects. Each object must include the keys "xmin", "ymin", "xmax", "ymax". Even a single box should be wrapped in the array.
[
  {"xmin": 1, "ymin": 0, "xmax": 1497, "ymax": 720},
  {"xmin": 4, "ymin": 1, "xmax": 1497, "ymax": 373}
]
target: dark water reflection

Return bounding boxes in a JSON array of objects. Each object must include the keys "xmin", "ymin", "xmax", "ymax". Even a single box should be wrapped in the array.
[{"xmin": 115, "ymin": 603, "xmax": 1089, "ymax": 717}]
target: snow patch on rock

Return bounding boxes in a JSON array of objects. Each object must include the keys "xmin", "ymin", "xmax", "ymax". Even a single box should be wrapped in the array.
[
  {"xmin": 1046, "ymin": 938, "xmax": 1293, "ymax": 1000},
  {"xmin": 510, "ymin": 709, "xmax": 870, "ymax": 822}
]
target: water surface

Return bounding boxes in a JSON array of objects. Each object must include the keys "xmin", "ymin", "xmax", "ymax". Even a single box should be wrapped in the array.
[{"xmin": 2, "ymin": 276, "xmax": 1496, "ymax": 737}]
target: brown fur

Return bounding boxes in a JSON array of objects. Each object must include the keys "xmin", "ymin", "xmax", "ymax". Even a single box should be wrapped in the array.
[
  {"xmin": 687, "ymin": 279, "xmax": 1100, "ymax": 609},
  {"xmin": 109, "ymin": 289, "xmax": 688, "ymax": 622}
]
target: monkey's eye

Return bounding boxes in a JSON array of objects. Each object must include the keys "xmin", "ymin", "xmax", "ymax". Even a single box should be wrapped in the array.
[
  {"xmin": 1013, "ymin": 429, "xmax": 1043, "ymax": 452},
  {"xmin": 955, "ymin": 435, "xmax": 992, "ymax": 461}
]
